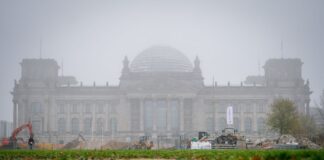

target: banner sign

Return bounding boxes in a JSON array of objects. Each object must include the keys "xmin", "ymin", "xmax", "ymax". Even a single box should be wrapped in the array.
[{"xmin": 226, "ymin": 106, "xmax": 233, "ymax": 125}]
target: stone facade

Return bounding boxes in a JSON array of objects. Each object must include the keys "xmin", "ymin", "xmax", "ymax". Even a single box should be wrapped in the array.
[{"xmin": 12, "ymin": 46, "xmax": 311, "ymax": 144}]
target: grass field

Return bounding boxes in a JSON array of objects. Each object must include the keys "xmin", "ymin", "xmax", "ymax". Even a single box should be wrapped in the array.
[{"xmin": 0, "ymin": 149, "xmax": 324, "ymax": 160}]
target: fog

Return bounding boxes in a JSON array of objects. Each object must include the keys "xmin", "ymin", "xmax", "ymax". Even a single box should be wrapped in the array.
[{"xmin": 1, "ymin": 0, "xmax": 324, "ymax": 121}]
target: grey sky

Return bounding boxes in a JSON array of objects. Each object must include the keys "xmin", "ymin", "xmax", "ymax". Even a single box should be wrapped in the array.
[{"xmin": 0, "ymin": 0, "xmax": 323, "ymax": 121}]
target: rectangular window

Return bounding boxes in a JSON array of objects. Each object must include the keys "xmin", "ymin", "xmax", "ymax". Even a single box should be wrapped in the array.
[
  {"xmin": 110, "ymin": 105, "xmax": 116, "ymax": 114},
  {"xmin": 170, "ymin": 100, "xmax": 179, "ymax": 130},
  {"xmin": 96, "ymin": 118, "xmax": 104, "ymax": 134},
  {"xmin": 32, "ymin": 120, "xmax": 41, "ymax": 134},
  {"xmin": 244, "ymin": 104, "xmax": 253, "ymax": 113},
  {"xmin": 32, "ymin": 102, "xmax": 42, "ymax": 113},
  {"xmin": 206, "ymin": 117, "xmax": 214, "ymax": 132},
  {"xmin": 71, "ymin": 118, "xmax": 79, "ymax": 134},
  {"xmin": 130, "ymin": 99, "xmax": 140, "ymax": 131},
  {"xmin": 59, "ymin": 104, "xmax": 64, "ymax": 113},
  {"xmin": 144, "ymin": 100, "xmax": 153, "ymax": 131},
  {"xmin": 206, "ymin": 105, "xmax": 214, "ymax": 113},
  {"xmin": 84, "ymin": 118, "xmax": 92, "ymax": 135},
  {"xmin": 58, "ymin": 118, "xmax": 66, "ymax": 133},
  {"xmin": 234, "ymin": 117, "xmax": 240, "ymax": 131},
  {"xmin": 156, "ymin": 100, "xmax": 167, "ymax": 131},
  {"xmin": 233, "ymin": 105, "xmax": 240, "ymax": 113},
  {"xmin": 72, "ymin": 104, "xmax": 78, "ymax": 113},
  {"xmin": 85, "ymin": 103, "xmax": 92, "ymax": 113},
  {"xmin": 96, "ymin": 104, "xmax": 104, "ymax": 113},
  {"xmin": 257, "ymin": 103, "xmax": 265, "ymax": 113},
  {"xmin": 217, "ymin": 105, "xmax": 226, "ymax": 113},
  {"xmin": 183, "ymin": 99, "xmax": 193, "ymax": 131}
]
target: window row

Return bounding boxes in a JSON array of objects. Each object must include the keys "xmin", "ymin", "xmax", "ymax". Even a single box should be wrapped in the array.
[
  {"xmin": 143, "ymin": 99, "xmax": 181, "ymax": 131},
  {"xmin": 57, "ymin": 118, "xmax": 117, "ymax": 135},
  {"xmin": 57, "ymin": 103, "xmax": 116, "ymax": 114},
  {"xmin": 208, "ymin": 105, "xmax": 267, "ymax": 113},
  {"xmin": 206, "ymin": 117, "xmax": 266, "ymax": 133}
]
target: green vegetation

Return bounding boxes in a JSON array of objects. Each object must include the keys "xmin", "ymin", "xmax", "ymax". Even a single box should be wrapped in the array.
[
  {"xmin": 266, "ymin": 99, "xmax": 300, "ymax": 135},
  {"xmin": 0, "ymin": 149, "xmax": 323, "ymax": 160},
  {"xmin": 266, "ymin": 99, "xmax": 319, "ymax": 140}
]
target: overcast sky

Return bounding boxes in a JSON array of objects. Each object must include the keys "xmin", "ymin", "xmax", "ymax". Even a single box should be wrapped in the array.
[{"xmin": 0, "ymin": 0, "xmax": 323, "ymax": 121}]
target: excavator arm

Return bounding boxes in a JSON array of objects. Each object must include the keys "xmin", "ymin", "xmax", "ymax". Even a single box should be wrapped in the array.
[{"xmin": 11, "ymin": 122, "xmax": 33, "ymax": 141}]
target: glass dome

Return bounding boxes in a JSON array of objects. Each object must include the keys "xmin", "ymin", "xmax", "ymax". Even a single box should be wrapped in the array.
[{"xmin": 130, "ymin": 46, "xmax": 193, "ymax": 72}]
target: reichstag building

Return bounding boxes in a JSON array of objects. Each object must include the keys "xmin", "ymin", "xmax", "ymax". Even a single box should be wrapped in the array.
[{"xmin": 12, "ymin": 46, "xmax": 311, "ymax": 143}]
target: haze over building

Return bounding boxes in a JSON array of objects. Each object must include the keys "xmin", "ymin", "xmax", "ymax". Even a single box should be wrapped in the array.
[
  {"xmin": 1, "ymin": 1, "xmax": 324, "ymax": 124},
  {"xmin": 12, "ymin": 46, "xmax": 311, "ymax": 144}
]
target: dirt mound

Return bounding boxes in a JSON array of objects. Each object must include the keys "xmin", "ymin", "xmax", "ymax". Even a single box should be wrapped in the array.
[
  {"xmin": 278, "ymin": 134, "xmax": 298, "ymax": 144},
  {"xmin": 101, "ymin": 141, "xmax": 130, "ymax": 149},
  {"xmin": 297, "ymin": 137, "xmax": 321, "ymax": 149}
]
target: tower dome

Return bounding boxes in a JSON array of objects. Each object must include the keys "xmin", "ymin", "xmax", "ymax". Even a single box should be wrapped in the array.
[{"xmin": 130, "ymin": 46, "xmax": 193, "ymax": 72}]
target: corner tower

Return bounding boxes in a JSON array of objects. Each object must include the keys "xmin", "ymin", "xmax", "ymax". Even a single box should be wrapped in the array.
[
  {"xmin": 264, "ymin": 58, "xmax": 304, "ymax": 87},
  {"xmin": 19, "ymin": 59, "xmax": 59, "ymax": 88}
]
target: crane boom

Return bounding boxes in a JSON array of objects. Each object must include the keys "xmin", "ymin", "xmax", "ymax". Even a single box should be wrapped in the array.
[{"xmin": 11, "ymin": 122, "xmax": 33, "ymax": 141}]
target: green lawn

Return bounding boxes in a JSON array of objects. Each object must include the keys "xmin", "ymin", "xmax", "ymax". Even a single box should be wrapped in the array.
[{"xmin": 0, "ymin": 149, "xmax": 323, "ymax": 160}]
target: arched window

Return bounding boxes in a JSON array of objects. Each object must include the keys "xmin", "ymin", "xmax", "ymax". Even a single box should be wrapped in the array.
[
  {"xmin": 96, "ymin": 118, "xmax": 104, "ymax": 134},
  {"xmin": 206, "ymin": 117, "xmax": 214, "ymax": 132},
  {"xmin": 71, "ymin": 118, "xmax": 79, "ymax": 134},
  {"xmin": 218, "ymin": 118, "xmax": 226, "ymax": 131},
  {"xmin": 110, "ymin": 118, "xmax": 117, "ymax": 134},
  {"xmin": 84, "ymin": 118, "xmax": 92, "ymax": 135},
  {"xmin": 58, "ymin": 118, "xmax": 66, "ymax": 133},
  {"xmin": 257, "ymin": 117, "xmax": 265, "ymax": 133},
  {"xmin": 244, "ymin": 117, "xmax": 253, "ymax": 133},
  {"xmin": 31, "ymin": 102, "xmax": 42, "ymax": 113},
  {"xmin": 234, "ymin": 117, "xmax": 240, "ymax": 131}
]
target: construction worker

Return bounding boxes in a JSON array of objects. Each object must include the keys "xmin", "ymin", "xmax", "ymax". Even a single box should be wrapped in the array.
[{"xmin": 28, "ymin": 135, "xmax": 35, "ymax": 150}]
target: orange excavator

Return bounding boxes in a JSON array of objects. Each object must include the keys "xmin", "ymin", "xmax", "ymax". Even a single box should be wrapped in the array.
[{"xmin": 1, "ymin": 122, "xmax": 33, "ymax": 149}]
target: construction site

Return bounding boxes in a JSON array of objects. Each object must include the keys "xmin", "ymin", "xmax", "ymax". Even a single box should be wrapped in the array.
[{"xmin": 1, "ymin": 116, "xmax": 323, "ymax": 150}]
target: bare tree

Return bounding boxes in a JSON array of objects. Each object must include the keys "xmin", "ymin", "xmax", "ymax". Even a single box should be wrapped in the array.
[{"xmin": 321, "ymin": 90, "xmax": 324, "ymax": 109}]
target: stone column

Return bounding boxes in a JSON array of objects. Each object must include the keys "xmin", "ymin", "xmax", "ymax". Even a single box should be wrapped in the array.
[
  {"xmin": 140, "ymin": 99, "xmax": 144, "ymax": 131},
  {"xmin": 152, "ymin": 99, "xmax": 157, "ymax": 132},
  {"xmin": 80, "ymin": 102, "xmax": 84, "ymax": 136},
  {"xmin": 180, "ymin": 99, "xmax": 184, "ymax": 132},
  {"xmin": 46, "ymin": 98, "xmax": 51, "ymax": 137},
  {"xmin": 18, "ymin": 100, "xmax": 25, "ymax": 126},
  {"xmin": 167, "ymin": 98, "xmax": 171, "ymax": 132},
  {"xmin": 240, "ymin": 103, "xmax": 244, "ymax": 132},
  {"xmin": 92, "ymin": 103, "xmax": 95, "ymax": 140},
  {"xmin": 252, "ymin": 102, "xmax": 256, "ymax": 134},
  {"xmin": 13, "ymin": 100, "xmax": 17, "ymax": 128},
  {"xmin": 66, "ymin": 102, "xmax": 71, "ymax": 134},
  {"xmin": 22, "ymin": 100, "xmax": 26, "ymax": 123},
  {"xmin": 214, "ymin": 101, "xmax": 217, "ymax": 131}
]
